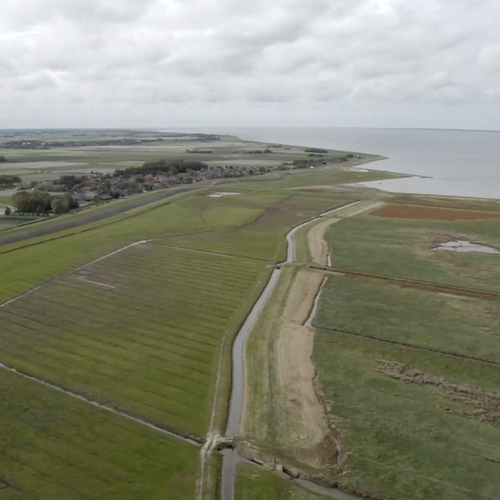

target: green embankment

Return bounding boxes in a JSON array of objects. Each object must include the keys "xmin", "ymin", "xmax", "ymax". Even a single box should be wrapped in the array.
[{"xmin": 0, "ymin": 368, "xmax": 199, "ymax": 500}]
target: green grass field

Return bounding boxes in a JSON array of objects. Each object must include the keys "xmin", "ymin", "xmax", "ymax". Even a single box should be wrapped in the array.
[
  {"xmin": 0, "ymin": 131, "xmax": 406, "ymax": 500},
  {"xmin": 236, "ymin": 463, "xmax": 330, "ymax": 500},
  {"xmin": 315, "ymin": 275, "xmax": 500, "ymax": 362},
  {"xmin": 325, "ymin": 212, "xmax": 500, "ymax": 292},
  {"xmin": 0, "ymin": 191, "xmax": 280, "ymax": 302},
  {"xmin": 311, "ymin": 206, "xmax": 500, "ymax": 499},
  {"xmin": 0, "ymin": 243, "xmax": 267, "ymax": 438},
  {"xmin": 0, "ymin": 368, "xmax": 199, "ymax": 500},
  {"xmin": 314, "ymin": 331, "xmax": 500, "ymax": 500},
  {"xmin": 166, "ymin": 194, "xmax": 354, "ymax": 262}
]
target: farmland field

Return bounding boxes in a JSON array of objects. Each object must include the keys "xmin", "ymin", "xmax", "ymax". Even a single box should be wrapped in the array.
[
  {"xmin": 0, "ymin": 180, "xmax": 368, "ymax": 499},
  {"xmin": 0, "ymin": 190, "xmax": 282, "ymax": 302},
  {"xmin": 311, "ymin": 208, "xmax": 500, "ymax": 499},
  {"xmin": 325, "ymin": 209, "xmax": 500, "ymax": 292},
  {"xmin": 0, "ymin": 367, "xmax": 199, "ymax": 500},
  {"xmin": 166, "ymin": 194, "xmax": 355, "ymax": 262},
  {"xmin": 313, "ymin": 329, "xmax": 500, "ymax": 500},
  {"xmin": 0, "ymin": 243, "xmax": 267, "ymax": 438},
  {"xmin": 315, "ymin": 275, "xmax": 500, "ymax": 362},
  {"xmin": 6, "ymin": 130, "xmax": 492, "ymax": 500}
]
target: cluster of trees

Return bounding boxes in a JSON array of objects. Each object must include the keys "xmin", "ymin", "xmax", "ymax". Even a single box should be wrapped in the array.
[
  {"xmin": 305, "ymin": 148, "xmax": 328, "ymax": 154},
  {"xmin": 0, "ymin": 175, "xmax": 21, "ymax": 186},
  {"xmin": 244, "ymin": 149, "xmax": 272, "ymax": 154},
  {"xmin": 0, "ymin": 155, "xmax": 7, "ymax": 163},
  {"xmin": 12, "ymin": 191, "xmax": 78, "ymax": 215},
  {"xmin": 292, "ymin": 159, "xmax": 328, "ymax": 169},
  {"xmin": 116, "ymin": 159, "xmax": 208, "ymax": 177},
  {"xmin": 54, "ymin": 175, "xmax": 86, "ymax": 190}
]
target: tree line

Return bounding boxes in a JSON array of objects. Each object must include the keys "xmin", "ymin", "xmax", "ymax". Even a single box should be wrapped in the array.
[
  {"xmin": 115, "ymin": 159, "xmax": 208, "ymax": 178},
  {"xmin": 0, "ymin": 175, "xmax": 21, "ymax": 186},
  {"xmin": 11, "ymin": 191, "xmax": 78, "ymax": 215}
]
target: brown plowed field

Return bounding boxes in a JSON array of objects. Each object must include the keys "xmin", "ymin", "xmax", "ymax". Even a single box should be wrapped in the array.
[{"xmin": 372, "ymin": 204, "xmax": 500, "ymax": 221}]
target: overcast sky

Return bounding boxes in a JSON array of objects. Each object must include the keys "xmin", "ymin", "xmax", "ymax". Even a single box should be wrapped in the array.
[{"xmin": 1, "ymin": 0, "xmax": 500, "ymax": 130}]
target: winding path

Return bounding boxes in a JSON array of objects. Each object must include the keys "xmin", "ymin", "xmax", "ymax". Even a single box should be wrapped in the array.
[{"xmin": 219, "ymin": 200, "xmax": 383, "ymax": 500}]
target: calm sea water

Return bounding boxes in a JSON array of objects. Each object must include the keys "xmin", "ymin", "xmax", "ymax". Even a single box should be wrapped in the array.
[{"xmin": 182, "ymin": 127, "xmax": 500, "ymax": 200}]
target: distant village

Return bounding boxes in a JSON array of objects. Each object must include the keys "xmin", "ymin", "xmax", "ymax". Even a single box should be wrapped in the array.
[{"xmin": 4, "ymin": 150, "xmax": 358, "ymax": 216}]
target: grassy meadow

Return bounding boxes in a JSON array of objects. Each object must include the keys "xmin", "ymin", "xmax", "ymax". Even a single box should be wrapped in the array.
[
  {"xmin": 0, "ymin": 179, "xmax": 365, "ymax": 497},
  {"xmin": 314, "ymin": 330, "xmax": 500, "ymax": 500},
  {"xmin": 0, "ymin": 236, "xmax": 268, "ymax": 438},
  {"xmin": 308, "ymin": 203, "xmax": 500, "ymax": 499},
  {"xmin": 325, "ymin": 212, "xmax": 500, "ymax": 292},
  {"xmin": 0, "ymin": 368, "xmax": 199, "ymax": 500},
  {"xmin": 0, "ymin": 191, "xmax": 279, "ymax": 302},
  {"xmin": 315, "ymin": 275, "xmax": 500, "ymax": 362},
  {"xmin": 236, "ymin": 463, "xmax": 329, "ymax": 500}
]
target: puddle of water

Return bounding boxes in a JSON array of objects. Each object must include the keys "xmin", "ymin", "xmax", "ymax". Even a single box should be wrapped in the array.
[
  {"xmin": 434, "ymin": 240, "xmax": 499, "ymax": 254},
  {"xmin": 207, "ymin": 192, "xmax": 242, "ymax": 198}
]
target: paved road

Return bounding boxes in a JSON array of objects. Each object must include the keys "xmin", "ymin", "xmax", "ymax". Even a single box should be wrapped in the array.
[{"xmin": 0, "ymin": 186, "xmax": 197, "ymax": 248}]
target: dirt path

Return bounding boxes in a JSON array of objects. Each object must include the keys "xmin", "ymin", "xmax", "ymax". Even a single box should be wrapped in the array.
[
  {"xmin": 307, "ymin": 200, "xmax": 384, "ymax": 265},
  {"xmin": 276, "ymin": 269, "xmax": 332, "ymax": 466},
  {"xmin": 271, "ymin": 202, "xmax": 385, "ymax": 468}
]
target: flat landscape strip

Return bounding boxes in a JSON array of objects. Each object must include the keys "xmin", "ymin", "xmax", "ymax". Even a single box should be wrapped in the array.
[
  {"xmin": 0, "ymin": 242, "xmax": 265, "ymax": 436},
  {"xmin": 319, "ymin": 326, "xmax": 500, "ymax": 368},
  {"xmin": 0, "ymin": 361, "xmax": 202, "ymax": 446},
  {"xmin": 371, "ymin": 204, "xmax": 500, "ymax": 220},
  {"xmin": 313, "ymin": 331, "xmax": 500, "ymax": 500},
  {"xmin": 309, "ymin": 265, "xmax": 500, "ymax": 301},
  {"xmin": 0, "ymin": 240, "xmax": 148, "ymax": 310},
  {"xmin": 0, "ymin": 365, "xmax": 200, "ymax": 500},
  {"xmin": 0, "ymin": 186, "xmax": 197, "ymax": 248}
]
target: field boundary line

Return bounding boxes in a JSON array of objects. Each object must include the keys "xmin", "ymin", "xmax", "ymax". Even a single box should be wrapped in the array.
[
  {"xmin": 0, "ymin": 229, "xmax": 217, "ymax": 309},
  {"xmin": 310, "ymin": 265, "xmax": 500, "ymax": 301},
  {"xmin": 158, "ymin": 241, "xmax": 273, "ymax": 263},
  {"xmin": 76, "ymin": 277, "xmax": 115, "ymax": 289},
  {"xmin": 0, "ymin": 240, "xmax": 149, "ymax": 310},
  {"xmin": 320, "ymin": 327, "xmax": 500, "ymax": 367},
  {"xmin": 0, "ymin": 362, "xmax": 203, "ymax": 447}
]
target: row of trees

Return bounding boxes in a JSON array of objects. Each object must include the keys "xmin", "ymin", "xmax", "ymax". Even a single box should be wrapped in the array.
[
  {"xmin": 0, "ymin": 175, "xmax": 21, "ymax": 186},
  {"xmin": 12, "ymin": 191, "xmax": 78, "ymax": 215},
  {"xmin": 116, "ymin": 159, "xmax": 208, "ymax": 178}
]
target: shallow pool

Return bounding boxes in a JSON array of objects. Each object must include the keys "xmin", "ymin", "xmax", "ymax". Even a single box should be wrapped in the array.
[{"xmin": 434, "ymin": 240, "xmax": 499, "ymax": 254}]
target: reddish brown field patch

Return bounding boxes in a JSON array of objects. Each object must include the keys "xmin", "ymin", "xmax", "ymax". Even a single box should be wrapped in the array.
[{"xmin": 372, "ymin": 204, "xmax": 500, "ymax": 221}]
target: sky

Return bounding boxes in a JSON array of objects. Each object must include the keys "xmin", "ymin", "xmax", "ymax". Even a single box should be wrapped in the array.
[{"xmin": 1, "ymin": 0, "xmax": 500, "ymax": 130}]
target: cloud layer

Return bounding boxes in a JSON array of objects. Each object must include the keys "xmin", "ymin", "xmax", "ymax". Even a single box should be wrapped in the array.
[{"xmin": 1, "ymin": 0, "xmax": 500, "ymax": 128}]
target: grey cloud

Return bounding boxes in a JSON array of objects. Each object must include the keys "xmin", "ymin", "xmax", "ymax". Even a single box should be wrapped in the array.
[{"xmin": 1, "ymin": 0, "xmax": 500, "ymax": 128}]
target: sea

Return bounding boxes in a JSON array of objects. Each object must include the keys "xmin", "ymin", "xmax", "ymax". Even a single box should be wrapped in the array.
[{"xmin": 177, "ymin": 127, "xmax": 500, "ymax": 200}]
